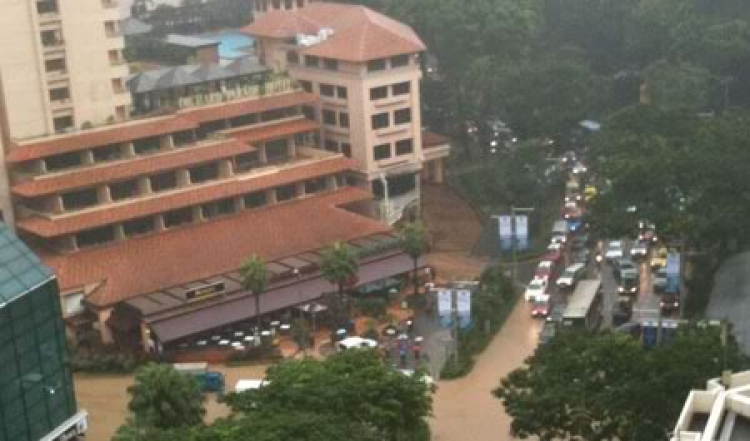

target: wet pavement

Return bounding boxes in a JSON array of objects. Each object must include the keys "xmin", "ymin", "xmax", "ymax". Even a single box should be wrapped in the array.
[{"xmin": 430, "ymin": 297, "xmax": 542, "ymax": 441}]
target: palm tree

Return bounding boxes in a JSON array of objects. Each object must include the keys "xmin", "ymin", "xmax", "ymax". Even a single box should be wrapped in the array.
[
  {"xmin": 402, "ymin": 221, "xmax": 429, "ymax": 297},
  {"xmin": 240, "ymin": 255, "xmax": 268, "ymax": 339},
  {"xmin": 320, "ymin": 241, "xmax": 359, "ymax": 323}
]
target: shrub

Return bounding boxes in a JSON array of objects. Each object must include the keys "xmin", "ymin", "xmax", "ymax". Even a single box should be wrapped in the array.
[
  {"xmin": 70, "ymin": 346, "xmax": 148, "ymax": 374},
  {"xmin": 356, "ymin": 297, "xmax": 388, "ymax": 319},
  {"xmin": 226, "ymin": 345, "xmax": 283, "ymax": 365}
]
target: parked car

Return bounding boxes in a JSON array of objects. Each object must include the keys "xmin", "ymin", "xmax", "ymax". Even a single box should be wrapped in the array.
[
  {"xmin": 653, "ymin": 267, "xmax": 668, "ymax": 293},
  {"xmin": 531, "ymin": 300, "xmax": 550, "ymax": 318},
  {"xmin": 638, "ymin": 220, "xmax": 658, "ymax": 243},
  {"xmin": 572, "ymin": 162, "xmax": 588, "ymax": 175},
  {"xmin": 524, "ymin": 278, "xmax": 549, "ymax": 302},
  {"xmin": 651, "ymin": 246, "xmax": 668, "ymax": 270},
  {"xmin": 534, "ymin": 260, "xmax": 556, "ymax": 281},
  {"xmin": 556, "ymin": 263, "xmax": 587, "ymax": 289},
  {"xmin": 631, "ymin": 240, "xmax": 649, "ymax": 258},
  {"xmin": 604, "ymin": 240, "xmax": 624, "ymax": 261},
  {"xmin": 337, "ymin": 337, "xmax": 378, "ymax": 351},
  {"xmin": 548, "ymin": 241, "xmax": 563, "ymax": 253}
]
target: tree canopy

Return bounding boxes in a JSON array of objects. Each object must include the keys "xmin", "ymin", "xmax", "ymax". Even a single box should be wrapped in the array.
[{"xmin": 495, "ymin": 326, "xmax": 747, "ymax": 441}]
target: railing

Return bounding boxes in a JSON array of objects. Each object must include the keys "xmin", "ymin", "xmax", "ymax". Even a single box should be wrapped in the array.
[{"xmin": 176, "ymin": 78, "xmax": 298, "ymax": 110}]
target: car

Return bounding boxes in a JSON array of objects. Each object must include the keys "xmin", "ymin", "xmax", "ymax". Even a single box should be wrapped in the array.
[
  {"xmin": 651, "ymin": 246, "xmax": 668, "ymax": 270},
  {"xmin": 565, "ymin": 191, "xmax": 583, "ymax": 203},
  {"xmin": 615, "ymin": 258, "xmax": 639, "ymax": 277},
  {"xmin": 653, "ymin": 267, "xmax": 668, "ymax": 293},
  {"xmin": 631, "ymin": 240, "xmax": 649, "ymax": 258},
  {"xmin": 563, "ymin": 201, "xmax": 582, "ymax": 220},
  {"xmin": 572, "ymin": 162, "xmax": 588, "ymax": 175},
  {"xmin": 336, "ymin": 337, "xmax": 378, "ymax": 351},
  {"xmin": 556, "ymin": 263, "xmax": 587, "ymax": 289},
  {"xmin": 548, "ymin": 241, "xmax": 563, "ymax": 252},
  {"xmin": 531, "ymin": 300, "xmax": 550, "ymax": 318},
  {"xmin": 638, "ymin": 220, "xmax": 658, "ymax": 243},
  {"xmin": 572, "ymin": 248, "xmax": 590, "ymax": 265},
  {"xmin": 534, "ymin": 260, "xmax": 556, "ymax": 281},
  {"xmin": 584, "ymin": 185, "xmax": 597, "ymax": 202},
  {"xmin": 544, "ymin": 249, "xmax": 564, "ymax": 265},
  {"xmin": 524, "ymin": 278, "xmax": 549, "ymax": 302},
  {"xmin": 547, "ymin": 302, "xmax": 566, "ymax": 323},
  {"xmin": 571, "ymin": 234, "xmax": 589, "ymax": 250},
  {"xmin": 604, "ymin": 241, "xmax": 624, "ymax": 260}
]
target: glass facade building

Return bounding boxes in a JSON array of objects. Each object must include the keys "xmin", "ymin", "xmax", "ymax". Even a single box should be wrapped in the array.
[{"xmin": 0, "ymin": 226, "xmax": 78, "ymax": 441}]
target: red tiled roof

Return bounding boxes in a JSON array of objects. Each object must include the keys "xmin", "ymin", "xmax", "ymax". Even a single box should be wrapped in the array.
[
  {"xmin": 179, "ymin": 91, "xmax": 318, "ymax": 123},
  {"xmin": 12, "ymin": 138, "xmax": 255, "ymax": 198},
  {"xmin": 8, "ymin": 117, "xmax": 197, "ymax": 163},
  {"xmin": 243, "ymin": 3, "xmax": 426, "ymax": 62},
  {"xmin": 228, "ymin": 118, "xmax": 319, "ymax": 144},
  {"xmin": 36, "ymin": 187, "xmax": 387, "ymax": 306},
  {"xmin": 422, "ymin": 131, "xmax": 451, "ymax": 148},
  {"xmin": 16, "ymin": 156, "xmax": 356, "ymax": 237}
]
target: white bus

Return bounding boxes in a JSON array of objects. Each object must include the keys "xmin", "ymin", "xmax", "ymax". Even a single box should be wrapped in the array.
[{"xmin": 562, "ymin": 279, "xmax": 603, "ymax": 331}]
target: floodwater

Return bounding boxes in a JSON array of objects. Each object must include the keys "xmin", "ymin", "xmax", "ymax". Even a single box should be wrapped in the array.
[{"xmin": 430, "ymin": 298, "xmax": 541, "ymax": 441}]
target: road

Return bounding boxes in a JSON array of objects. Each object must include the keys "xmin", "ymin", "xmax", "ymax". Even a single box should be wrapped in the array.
[{"xmin": 430, "ymin": 298, "xmax": 541, "ymax": 441}]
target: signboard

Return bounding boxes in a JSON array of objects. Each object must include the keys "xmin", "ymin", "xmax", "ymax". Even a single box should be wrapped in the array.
[
  {"xmin": 515, "ymin": 214, "xmax": 529, "ymax": 251},
  {"xmin": 186, "ymin": 282, "xmax": 225, "ymax": 302},
  {"xmin": 497, "ymin": 215, "xmax": 514, "ymax": 251},
  {"xmin": 437, "ymin": 289, "xmax": 453, "ymax": 327},
  {"xmin": 456, "ymin": 289, "xmax": 472, "ymax": 328}
]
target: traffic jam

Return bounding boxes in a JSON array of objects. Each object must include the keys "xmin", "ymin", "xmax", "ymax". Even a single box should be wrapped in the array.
[{"xmin": 526, "ymin": 152, "xmax": 683, "ymax": 345}]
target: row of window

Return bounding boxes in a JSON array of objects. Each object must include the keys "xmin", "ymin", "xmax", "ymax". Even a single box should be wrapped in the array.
[
  {"xmin": 319, "ymin": 83, "xmax": 347, "ymax": 99},
  {"xmin": 289, "ymin": 52, "xmax": 412, "ymax": 73},
  {"xmin": 370, "ymin": 82, "xmax": 411, "ymax": 101},
  {"xmin": 323, "ymin": 139, "xmax": 352, "ymax": 158},
  {"xmin": 322, "ymin": 109, "xmax": 349, "ymax": 128},
  {"xmin": 372, "ymin": 108, "xmax": 411, "ymax": 130},
  {"xmin": 39, "ymin": 106, "xmax": 300, "ymax": 173},
  {"xmin": 373, "ymin": 139, "xmax": 414, "ymax": 161},
  {"xmin": 73, "ymin": 174, "xmax": 349, "ymax": 249},
  {"xmin": 367, "ymin": 54, "xmax": 411, "ymax": 72}
]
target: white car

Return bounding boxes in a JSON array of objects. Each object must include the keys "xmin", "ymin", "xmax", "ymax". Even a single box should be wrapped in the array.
[
  {"xmin": 525, "ymin": 278, "xmax": 549, "ymax": 302},
  {"xmin": 631, "ymin": 240, "xmax": 649, "ymax": 258},
  {"xmin": 572, "ymin": 162, "xmax": 588, "ymax": 175},
  {"xmin": 604, "ymin": 241, "xmax": 624, "ymax": 260},
  {"xmin": 336, "ymin": 337, "xmax": 378, "ymax": 351},
  {"xmin": 548, "ymin": 241, "xmax": 563, "ymax": 252}
]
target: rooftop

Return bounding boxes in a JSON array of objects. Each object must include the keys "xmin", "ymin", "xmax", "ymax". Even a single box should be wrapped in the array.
[
  {"xmin": 243, "ymin": 3, "xmax": 426, "ymax": 62},
  {"xmin": 128, "ymin": 57, "xmax": 268, "ymax": 94},
  {"xmin": 0, "ymin": 224, "xmax": 54, "ymax": 305},
  {"xmin": 164, "ymin": 34, "xmax": 220, "ymax": 49},
  {"xmin": 38, "ymin": 187, "xmax": 386, "ymax": 307}
]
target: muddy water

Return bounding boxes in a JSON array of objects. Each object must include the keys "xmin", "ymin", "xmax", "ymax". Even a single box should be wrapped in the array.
[{"xmin": 431, "ymin": 299, "xmax": 541, "ymax": 441}]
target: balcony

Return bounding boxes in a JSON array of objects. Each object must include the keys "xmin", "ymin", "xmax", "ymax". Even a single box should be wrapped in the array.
[
  {"xmin": 49, "ymin": 98, "xmax": 73, "ymax": 112},
  {"xmin": 36, "ymin": 0, "xmax": 60, "ymax": 23},
  {"xmin": 46, "ymin": 69, "xmax": 69, "ymax": 83},
  {"xmin": 42, "ymin": 39, "xmax": 65, "ymax": 55}
]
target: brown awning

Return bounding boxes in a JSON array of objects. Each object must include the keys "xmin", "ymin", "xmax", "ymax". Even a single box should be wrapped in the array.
[{"xmin": 149, "ymin": 252, "xmax": 422, "ymax": 343}]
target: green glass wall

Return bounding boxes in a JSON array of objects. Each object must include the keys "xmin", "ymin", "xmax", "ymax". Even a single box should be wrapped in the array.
[{"xmin": 0, "ymin": 280, "xmax": 77, "ymax": 441}]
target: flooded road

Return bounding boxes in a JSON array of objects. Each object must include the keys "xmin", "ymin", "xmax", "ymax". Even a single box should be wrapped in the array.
[{"xmin": 430, "ymin": 297, "xmax": 542, "ymax": 441}]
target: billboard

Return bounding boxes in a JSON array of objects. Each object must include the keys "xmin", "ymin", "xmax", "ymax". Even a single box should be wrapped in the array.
[
  {"xmin": 515, "ymin": 214, "xmax": 529, "ymax": 251},
  {"xmin": 497, "ymin": 215, "xmax": 514, "ymax": 251},
  {"xmin": 456, "ymin": 289, "xmax": 472, "ymax": 328},
  {"xmin": 437, "ymin": 289, "xmax": 453, "ymax": 327}
]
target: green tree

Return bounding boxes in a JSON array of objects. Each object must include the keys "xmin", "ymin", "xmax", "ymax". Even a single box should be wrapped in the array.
[
  {"xmin": 240, "ymin": 255, "xmax": 268, "ymax": 337},
  {"xmin": 495, "ymin": 327, "xmax": 747, "ymax": 441},
  {"xmin": 224, "ymin": 350, "xmax": 432, "ymax": 440},
  {"xmin": 643, "ymin": 59, "xmax": 714, "ymax": 110},
  {"xmin": 401, "ymin": 221, "xmax": 429, "ymax": 297},
  {"xmin": 126, "ymin": 363, "xmax": 205, "ymax": 430},
  {"xmin": 320, "ymin": 241, "xmax": 358, "ymax": 323}
]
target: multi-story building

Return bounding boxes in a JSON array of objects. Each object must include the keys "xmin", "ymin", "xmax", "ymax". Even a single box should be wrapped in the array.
[
  {"xmin": 0, "ymin": 0, "xmax": 436, "ymax": 350},
  {"xmin": 0, "ymin": 224, "xmax": 87, "ymax": 441},
  {"xmin": 244, "ymin": 1, "xmax": 450, "ymax": 225}
]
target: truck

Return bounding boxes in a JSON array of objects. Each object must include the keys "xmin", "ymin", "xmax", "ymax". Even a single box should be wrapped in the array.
[
  {"xmin": 173, "ymin": 362, "xmax": 226, "ymax": 394},
  {"xmin": 660, "ymin": 253, "xmax": 680, "ymax": 315},
  {"xmin": 562, "ymin": 279, "xmax": 603, "ymax": 331}
]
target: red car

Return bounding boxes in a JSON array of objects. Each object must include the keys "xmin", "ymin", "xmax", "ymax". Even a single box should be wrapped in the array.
[
  {"xmin": 534, "ymin": 260, "xmax": 556, "ymax": 281},
  {"xmin": 531, "ymin": 300, "xmax": 550, "ymax": 318},
  {"xmin": 544, "ymin": 249, "xmax": 563, "ymax": 265}
]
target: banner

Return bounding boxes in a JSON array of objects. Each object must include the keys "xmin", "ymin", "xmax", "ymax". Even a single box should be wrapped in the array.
[
  {"xmin": 456, "ymin": 289, "xmax": 472, "ymax": 328},
  {"xmin": 515, "ymin": 215, "xmax": 530, "ymax": 251},
  {"xmin": 437, "ymin": 289, "xmax": 453, "ymax": 328},
  {"xmin": 497, "ymin": 215, "xmax": 514, "ymax": 251}
]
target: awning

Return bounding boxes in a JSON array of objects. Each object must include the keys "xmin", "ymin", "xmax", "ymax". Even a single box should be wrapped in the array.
[{"xmin": 150, "ymin": 253, "xmax": 423, "ymax": 343}]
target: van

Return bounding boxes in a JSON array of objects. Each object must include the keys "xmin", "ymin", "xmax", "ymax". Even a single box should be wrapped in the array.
[{"xmin": 556, "ymin": 263, "xmax": 587, "ymax": 289}]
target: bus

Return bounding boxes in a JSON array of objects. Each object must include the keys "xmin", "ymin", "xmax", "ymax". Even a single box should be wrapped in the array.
[{"xmin": 562, "ymin": 279, "xmax": 603, "ymax": 331}]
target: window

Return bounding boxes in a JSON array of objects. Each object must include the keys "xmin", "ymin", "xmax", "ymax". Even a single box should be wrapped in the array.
[
  {"xmin": 341, "ymin": 143, "xmax": 352, "ymax": 158},
  {"xmin": 189, "ymin": 162, "xmax": 220, "ymax": 184},
  {"xmin": 305, "ymin": 177, "xmax": 327, "ymax": 194},
  {"xmin": 339, "ymin": 112, "xmax": 349, "ymax": 128},
  {"xmin": 284, "ymin": 0, "xmax": 293, "ymax": 9},
  {"xmin": 323, "ymin": 109, "xmax": 337, "ymax": 126},
  {"xmin": 202, "ymin": 198, "xmax": 236, "ymax": 219},
  {"xmin": 324, "ymin": 139, "xmax": 338, "ymax": 152},
  {"xmin": 133, "ymin": 136, "xmax": 162, "ymax": 155},
  {"xmin": 286, "ymin": 51, "xmax": 299, "ymax": 64},
  {"xmin": 396, "ymin": 139, "xmax": 414, "ymax": 155},
  {"xmin": 392, "ymin": 81, "xmax": 410, "ymax": 96},
  {"xmin": 163, "ymin": 208, "xmax": 193, "ymax": 228},
  {"xmin": 44, "ymin": 58, "xmax": 66, "ymax": 73},
  {"xmin": 235, "ymin": 151, "xmax": 260, "ymax": 172},
  {"xmin": 53, "ymin": 116, "xmax": 74, "ymax": 132},
  {"xmin": 370, "ymin": 86, "xmax": 388, "ymax": 100},
  {"xmin": 394, "ymin": 108, "xmax": 412, "ymax": 125},
  {"xmin": 172, "ymin": 130, "xmax": 195, "ymax": 147},
  {"xmin": 302, "ymin": 105, "xmax": 315, "ymax": 120},
  {"xmin": 123, "ymin": 217, "xmax": 155, "ymax": 237},
  {"xmin": 304, "ymin": 55, "xmax": 319, "ymax": 67},
  {"xmin": 49, "ymin": 87, "xmax": 69, "ymax": 102},
  {"xmin": 229, "ymin": 113, "xmax": 257, "ymax": 128},
  {"xmin": 37, "ymin": 0, "xmax": 59, "ymax": 15},
  {"xmin": 391, "ymin": 54, "xmax": 409, "ymax": 68},
  {"xmin": 374, "ymin": 143, "xmax": 391, "ymax": 160},
  {"xmin": 319, "ymin": 84, "xmax": 335, "ymax": 97},
  {"xmin": 323, "ymin": 58, "xmax": 339, "ymax": 71},
  {"xmin": 372, "ymin": 112, "xmax": 389, "ymax": 129},
  {"xmin": 261, "ymin": 107, "xmax": 295, "ymax": 122},
  {"xmin": 197, "ymin": 121, "xmax": 226, "ymax": 139},
  {"xmin": 265, "ymin": 138, "xmax": 289, "ymax": 162},
  {"xmin": 150, "ymin": 171, "xmax": 177, "ymax": 192},
  {"xmin": 367, "ymin": 59, "xmax": 386, "ymax": 72},
  {"xmin": 45, "ymin": 151, "xmax": 81, "ymax": 171},
  {"xmin": 92, "ymin": 143, "xmax": 122, "ymax": 162},
  {"xmin": 61, "ymin": 188, "xmax": 98, "ymax": 211},
  {"xmin": 244, "ymin": 191, "xmax": 267, "ymax": 209},
  {"xmin": 76, "ymin": 226, "xmax": 114, "ymax": 248},
  {"xmin": 300, "ymin": 80, "xmax": 313, "ymax": 93},
  {"xmin": 276, "ymin": 184, "xmax": 297, "ymax": 202},
  {"xmin": 336, "ymin": 86, "xmax": 347, "ymax": 99},
  {"xmin": 110, "ymin": 180, "xmax": 138, "ymax": 201}
]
